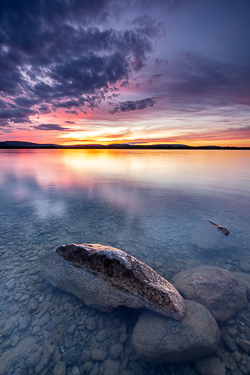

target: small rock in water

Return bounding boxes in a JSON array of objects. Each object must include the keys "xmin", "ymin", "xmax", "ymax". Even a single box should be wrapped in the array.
[
  {"xmin": 227, "ymin": 327, "xmax": 238, "ymax": 338},
  {"xmin": 0, "ymin": 317, "xmax": 17, "ymax": 337},
  {"xmin": 41, "ymin": 243, "xmax": 186, "ymax": 320},
  {"xmin": 91, "ymin": 349, "xmax": 106, "ymax": 361},
  {"xmin": 96, "ymin": 328, "xmax": 108, "ymax": 342},
  {"xmin": 85, "ymin": 317, "xmax": 96, "ymax": 332},
  {"xmin": 0, "ymin": 337, "xmax": 38, "ymax": 375},
  {"xmin": 132, "ymin": 300, "xmax": 220, "ymax": 363},
  {"xmin": 25, "ymin": 353, "xmax": 42, "ymax": 369},
  {"xmin": 34, "ymin": 340, "xmax": 55, "ymax": 374},
  {"xmin": 173, "ymin": 266, "xmax": 248, "ymax": 322},
  {"xmin": 82, "ymin": 362, "xmax": 93, "ymax": 373},
  {"xmin": 70, "ymin": 365, "xmax": 81, "ymax": 375},
  {"xmin": 237, "ymin": 339, "xmax": 250, "ymax": 354},
  {"xmin": 240, "ymin": 261, "xmax": 250, "ymax": 273},
  {"xmin": 110, "ymin": 344, "xmax": 123, "ymax": 360},
  {"xmin": 9, "ymin": 305, "xmax": 19, "ymax": 315},
  {"xmin": 225, "ymin": 339, "xmax": 239, "ymax": 352},
  {"xmin": 67, "ymin": 324, "xmax": 76, "ymax": 335},
  {"xmin": 222, "ymin": 263, "xmax": 232, "ymax": 271},
  {"xmin": 103, "ymin": 359, "xmax": 120, "ymax": 375},
  {"xmin": 27, "ymin": 299, "xmax": 39, "ymax": 313},
  {"xmin": 194, "ymin": 356, "xmax": 226, "ymax": 375},
  {"xmin": 53, "ymin": 361, "xmax": 66, "ymax": 375}
]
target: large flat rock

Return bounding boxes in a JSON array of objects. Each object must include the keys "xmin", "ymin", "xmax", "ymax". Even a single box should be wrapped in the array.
[
  {"xmin": 173, "ymin": 266, "xmax": 248, "ymax": 322},
  {"xmin": 132, "ymin": 300, "xmax": 220, "ymax": 363},
  {"xmin": 41, "ymin": 243, "xmax": 186, "ymax": 320}
]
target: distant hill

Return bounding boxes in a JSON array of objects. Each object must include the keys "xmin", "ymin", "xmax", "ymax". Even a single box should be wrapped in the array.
[
  {"xmin": 0, "ymin": 141, "xmax": 194, "ymax": 149},
  {"xmin": 0, "ymin": 141, "xmax": 248, "ymax": 150},
  {"xmin": 0, "ymin": 141, "xmax": 57, "ymax": 148}
]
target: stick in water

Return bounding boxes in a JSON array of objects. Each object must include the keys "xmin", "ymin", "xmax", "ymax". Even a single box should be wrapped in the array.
[{"xmin": 205, "ymin": 219, "xmax": 231, "ymax": 236}]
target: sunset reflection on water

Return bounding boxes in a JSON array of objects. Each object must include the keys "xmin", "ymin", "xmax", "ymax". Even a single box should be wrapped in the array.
[{"xmin": 1, "ymin": 149, "xmax": 249, "ymax": 197}]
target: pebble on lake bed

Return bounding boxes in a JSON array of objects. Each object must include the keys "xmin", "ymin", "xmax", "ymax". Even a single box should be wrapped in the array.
[{"xmin": 41, "ymin": 243, "xmax": 186, "ymax": 320}]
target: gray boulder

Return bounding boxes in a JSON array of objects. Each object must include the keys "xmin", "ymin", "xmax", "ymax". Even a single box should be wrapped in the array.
[
  {"xmin": 173, "ymin": 266, "xmax": 248, "ymax": 322},
  {"xmin": 132, "ymin": 300, "xmax": 220, "ymax": 364},
  {"xmin": 41, "ymin": 243, "xmax": 186, "ymax": 320}
]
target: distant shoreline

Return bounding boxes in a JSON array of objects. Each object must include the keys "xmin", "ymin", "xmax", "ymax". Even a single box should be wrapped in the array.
[{"xmin": 0, "ymin": 142, "xmax": 249, "ymax": 150}]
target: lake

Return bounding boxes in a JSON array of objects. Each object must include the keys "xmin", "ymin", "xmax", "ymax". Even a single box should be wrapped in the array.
[{"xmin": 0, "ymin": 149, "xmax": 250, "ymax": 374}]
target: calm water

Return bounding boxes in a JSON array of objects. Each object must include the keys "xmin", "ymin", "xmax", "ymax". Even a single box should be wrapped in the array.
[{"xmin": 0, "ymin": 149, "xmax": 250, "ymax": 375}]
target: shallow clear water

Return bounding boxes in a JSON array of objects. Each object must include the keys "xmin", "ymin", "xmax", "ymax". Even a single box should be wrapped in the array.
[{"xmin": 0, "ymin": 149, "xmax": 250, "ymax": 375}]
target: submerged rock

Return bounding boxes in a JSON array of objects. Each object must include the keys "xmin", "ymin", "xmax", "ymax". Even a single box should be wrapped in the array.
[
  {"xmin": 41, "ymin": 243, "xmax": 186, "ymax": 320},
  {"xmin": 0, "ymin": 337, "xmax": 38, "ymax": 375},
  {"xmin": 194, "ymin": 356, "xmax": 226, "ymax": 375},
  {"xmin": 173, "ymin": 266, "xmax": 248, "ymax": 322},
  {"xmin": 132, "ymin": 300, "xmax": 220, "ymax": 364},
  {"xmin": 233, "ymin": 271, "xmax": 250, "ymax": 300}
]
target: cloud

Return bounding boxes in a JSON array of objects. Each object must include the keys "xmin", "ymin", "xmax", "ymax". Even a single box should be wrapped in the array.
[
  {"xmin": 33, "ymin": 124, "xmax": 70, "ymax": 131},
  {"xmin": 64, "ymin": 110, "xmax": 79, "ymax": 115},
  {"xmin": 109, "ymin": 97, "xmax": 156, "ymax": 114},
  {"xmin": 65, "ymin": 121, "xmax": 75, "ymax": 124},
  {"xmin": 0, "ymin": 1, "xmax": 161, "ymax": 126},
  {"xmin": 0, "ymin": 107, "xmax": 37, "ymax": 126},
  {"xmin": 145, "ymin": 53, "xmax": 250, "ymax": 109},
  {"xmin": 112, "ymin": 0, "xmax": 197, "ymax": 15},
  {"xmin": 137, "ymin": 125, "xmax": 250, "ymax": 143},
  {"xmin": 15, "ymin": 97, "xmax": 38, "ymax": 108}
]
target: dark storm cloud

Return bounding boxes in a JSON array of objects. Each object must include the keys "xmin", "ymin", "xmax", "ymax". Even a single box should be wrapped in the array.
[
  {"xmin": 15, "ymin": 97, "xmax": 38, "ymax": 108},
  {"xmin": 33, "ymin": 124, "xmax": 70, "ymax": 131},
  {"xmin": 0, "ymin": 120, "xmax": 9, "ymax": 127},
  {"xmin": 0, "ymin": 0, "xmax": 162, "ymax": 126},
  {"xmin": 0, "ymin": 107, "xmax": 37, "ymax": 122},
  {"xmin": 38, "ymin": 104, "xmax": 50, "ymax": 113},
  {"xmin": 0, "ymin": 99, "xmax": 7, "ymax": 108},
  {"xmin": 109, "ymin": 97, "xmax": 155, "ymax": 114}
]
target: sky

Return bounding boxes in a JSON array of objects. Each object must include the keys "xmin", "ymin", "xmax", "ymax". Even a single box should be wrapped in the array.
[{"xmin": 0, "ymin": 0, "xmax": 250, "ymax": 146}]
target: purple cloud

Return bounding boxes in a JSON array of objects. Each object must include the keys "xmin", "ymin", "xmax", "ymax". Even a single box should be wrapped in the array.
[
  {"xmin": 110, "ymin": 97, "xmax": 156, "ymax": 114},
  {"xmin": 33, "ymin": 124, "xmax": 70, "ymax": 131}
]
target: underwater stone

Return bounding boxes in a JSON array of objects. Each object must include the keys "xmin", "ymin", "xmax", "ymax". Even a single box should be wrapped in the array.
[
  {"xmin": 41, "ymin": 243, "xmax": 186, "ymax": 320},
  {"xmin": 0, "ymin": 337, "xmax": 38, "ymax": 375},
  {"xmin": 194, "ymin": 356, "xmax": 226, "ymax": 375},
  {"xmin": 173, "ymin": 266, "xmax": 248, "ymax": 322},
  {"xmin": 132, "ymin": 300, "xmax": 220, "ymax": 364}
]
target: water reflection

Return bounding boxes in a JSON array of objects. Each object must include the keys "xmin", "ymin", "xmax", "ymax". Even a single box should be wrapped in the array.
[
  {"xmin": 0, "ymin": 149, "xmax": 250, "ymax": 375},
  {"xmin": 1, "ymin": 149, "xmax": 249, "ymax": 193}
]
